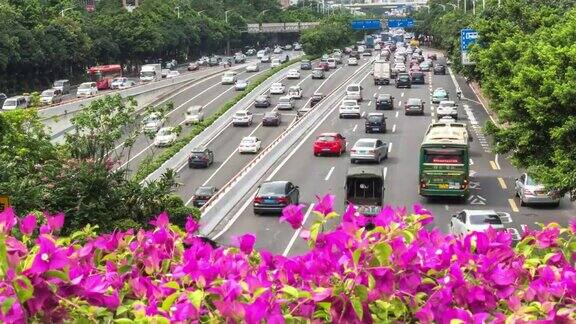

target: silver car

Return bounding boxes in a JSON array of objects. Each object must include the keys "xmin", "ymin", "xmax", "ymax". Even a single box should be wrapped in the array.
[
  {"xmin": 276, "ymin": 96, "xmax": 294, "ymax": 110},
  {"xmin": 515, "ymin": 173, "xmax": 560, "ymax": 207},
  {"xmin": 350, "ymin": 138, "xmax": 388, "ymax": 164}
]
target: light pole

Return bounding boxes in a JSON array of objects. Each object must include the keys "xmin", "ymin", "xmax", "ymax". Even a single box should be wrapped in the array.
[
  {"xmin": 225, "ymin": 10, "xmax": 232, "ymax": 56},
  {"xmin": 60, "ymin": 7, "xmax": 73, "ymax": 17},
  {"xmin": 175, "ymin": 6, "xmax": 180, "ymax": 19},
  {"xmin": 257, "ymin": 9, "xmax": 270, "ymax": 22},
  {"xmin": 472, "ymin": 0, "xmax": 476, "ymax": 14}
]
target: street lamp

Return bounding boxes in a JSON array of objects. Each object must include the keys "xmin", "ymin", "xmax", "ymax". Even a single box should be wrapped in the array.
[
  {"xmin": 175, "ymin": 6, "xmax": 180, "ymax": 19},
  {"xmin": 225, "ymin": 10, "xmax": 233, "ymax": 56},
  {"xmin": 257, "ymin": 9, "xmax": 270, "ymax": 22},
  {"xmin": 60, "ymin": 7, "xmax": 73, "ymax": 17}
]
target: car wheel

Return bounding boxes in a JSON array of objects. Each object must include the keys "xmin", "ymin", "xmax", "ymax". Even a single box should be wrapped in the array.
[
  {"xmin": 520, "ymin": 198, "xmax": 526, "ymax": 207},
  {"xmin": 339, "ymin": 114, "xmax": 343, "ymax": 119},
  {"xmin": 314, "ymin": 152, "xmax": 319, "ymax": 157},
  {"xmin": 515, "ymin": 189, "xmax": 519, "ymax": 197},
  {"xmin": 552, "ymin": 201, "xmax": 560, "ymax": 207},
  {"xmin": 351, "ymin": 159, "xmax": 356, "ymax": 164},
  {"xmin": 254, "ymin": 209, "xmax": 260, "ymax": 215}
]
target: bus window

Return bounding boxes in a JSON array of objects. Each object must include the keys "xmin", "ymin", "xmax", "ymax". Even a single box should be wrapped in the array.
[{"xmin": 424, "ymin": 148, "xmax": 464, "ymax": 164}]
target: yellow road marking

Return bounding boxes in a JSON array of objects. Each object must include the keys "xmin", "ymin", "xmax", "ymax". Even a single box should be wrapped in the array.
[
  {"xmin": 508, "ymin": 199, "xmax": 519, "ymax": 212},
  {"xmin": 497, "ymin": 177, "xmax": 507, "ymax": 189},
  {"xmin": 490, "ymin": 161, "xmax": 498, "ymax": 170}
]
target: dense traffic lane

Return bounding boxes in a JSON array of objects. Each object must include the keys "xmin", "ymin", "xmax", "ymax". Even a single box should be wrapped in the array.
[
  {"xmin": 209, "ymin": 51, "xmax": 575, "ymax": 256},
  {"xmin": 176, "ymin": 59, "xmax": 366, "ymax": 207},
  {"xmin": 117, "ymin": 54, "xmax": 301, "ymax": 173}
]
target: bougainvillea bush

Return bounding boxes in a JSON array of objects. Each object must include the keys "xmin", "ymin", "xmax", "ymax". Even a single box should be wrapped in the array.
[{"xmin": 0, "ymin": 195, "xmax": 575, "ymax": 323}]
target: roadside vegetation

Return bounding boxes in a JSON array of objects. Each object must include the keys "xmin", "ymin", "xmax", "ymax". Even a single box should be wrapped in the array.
[
  {"xmin": 0, "ymin": 195, "xmax": 574, "ymax": 322},
  {"xmin": 0, "ymin": 0, "xmax": 320, "ymax": 93},
  {"xmin": 414, "ymin": 0, "xmax": 576, "ymax": 196}
]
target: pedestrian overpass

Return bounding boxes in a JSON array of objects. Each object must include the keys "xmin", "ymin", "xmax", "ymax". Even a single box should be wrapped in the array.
[
  {"xmin": 246, "ymin": 22, "xmax": 320, "ymax": 34},
  {"xmin": 343, "ymin": 0, "xmax": 428, "ymax": 8}
]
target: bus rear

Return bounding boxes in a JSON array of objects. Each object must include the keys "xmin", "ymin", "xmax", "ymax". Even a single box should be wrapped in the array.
[{"xmin": 419, "ymin": 145, "xmax": 469, "ymax": 197}]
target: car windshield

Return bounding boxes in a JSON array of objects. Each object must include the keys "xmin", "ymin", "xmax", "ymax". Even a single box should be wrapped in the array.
[
  {"xmin": 439, "ymin": 101, "xmax": 455, "ymax": 107},
  {"xmin": 224, "ymin": 72, "xmax": 235, "ymax": 77},
  {"xmin": 237, "ymin": 80, "xmax": 247, "ymax": 84},
  {"xmin": 525, "ymin": 175, "xmax": 538, "ymax": 186},
  {"xmin": 144, "ymin": 115, "xmax": 159, "ymax": 123},
  {"xmin": 368, "ymin": 115, "xmax": 383, "ymax": 122},
  {"xmin": 264, "ymin": 112, "xmax": 277, "ymax": 118},
  {"xmin": 257, "ymin": 96, "xmax": 268, "ymax": 101},
  {"xmin": 434, "ymin": 89, "xmax": 446, "ymax": 95},
  {"xmin": 157, "ymin": 129, "xmax": 172, "ymax": 136},
  {"xmin": 407, "ymin": 98, "xmax": 421, "ymax": 105},
  {"xmin": 343, "ymin": 101, "xmax": 356, "ymax": 107},
  {"xmin": 279, "ymin": 98, "xmax": 290, "ymax": 103},
  {"xmin": 272, "ymin": 83, "xmax": 282, "ymax": 87},
  {"xmin": 469, "ymin": 215, "xmax": 503, "ymax": 226},
  {"xmin": 195, "ymin": 187, "xmax": 214, "ymax": 195},
  {"xmin": 259, "ymin": 182, "xmax": 285, "ymax": 195},
  {"xmin": 3, "ymin": 100, "xmax": 16, "ymax": 107},
  {"xmin": 188, "ymin": 107, "xmax": 201, "ymax": 114},
  {"xmin": 235, "ymin": 112, "xmax": 248, "ymax": 117},
  {"xmin": 242, "ymin": 138, "xmax": 256, "ymax": 144},
  {"xmin": 317, "ymin": 135, "xmax": 336, "ymax": 142},
  {"xmin": 79, "ymin": 83, "xmax": 92, "ymax": 89},
  {"xmin": 347, "ymin": 86, "xmax": 360, "ymax": 92},
  {"xmin": 355, "ymin": 140, "xmax": 375, "ymax": 148},
  {"xmin": 41, "ymin": 90, "xmax": 54, "ymax": 96},
  {"xmin": 398, "ymin": 75, "xmax": 410, "ymax": 81},
  {"xmin": 53, "ymin": 81, "xmax": 65, "ymax": 86}
]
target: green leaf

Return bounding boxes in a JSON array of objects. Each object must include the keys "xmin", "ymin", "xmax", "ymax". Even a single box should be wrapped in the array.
[
  {"xmin": 187, "ymin": 290, "xmax": 203, "ymax": 309},
  {"xmin": 368, "ymin": 274, "xmax": 376, "ymax": 290},
  {"xmin": 163, "ymin": 281, "xmax": 179, "ymax": 290},
  {"xmin": 116, "ymin": 305, "xmax": 129, "ymax": 316},
  {"xmin": 114, "ymin": 319, "xmax": 134, "ymax": 324},
  {"xmin": 350, "ymin": 295, "xmax": 363, "ymax": 320},
  {"xmin": 543, "ymin": 252, "xmax": 557, "ymax": 264},
  {"xmin": 14, "ymin": 275, "xmax": 34, "ymax": 303},
  {"xmin": 0, "ymin": 235, "xmax": 8, "ymax": 276},
  {"xmin": 281, "ymin": 285, "xmax": 300, "ymax": 299},
  {"xmin": 252, "ymin": 287, "xmax": 267, "ymax": 300},
  {"xmin": 310, "ymin": 222, "xmax": 321, "ymax": 243},
  {"xmin": 352, "ymin": 248, "xmax": 362, "ymax": 267},
  {"xmin": 401, "ymin": 229, "xmax": 415, "ymax": 243},
  {"xmin": 354, "ymin": 285, "xmax": 368, "ymax": 302},
  {"xmin": 1, "ymin": 297, "xmax": 15, "ymax": 315},
  {"xmin": 373, "ymin": 242, "xmax": 392, "ymax": 265},
  {"xmin": 161, "ymin": 292, "xmax": 180, "ymax": 312},
  {"xmin": 46, "ymin": 270, "xmax": 69, "ymax": 282}
]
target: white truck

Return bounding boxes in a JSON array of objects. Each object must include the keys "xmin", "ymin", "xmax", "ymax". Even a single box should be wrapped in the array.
[
  {"xmin": 140, "ymin": 64, "xmax": 162, "ymax": 82},
  {"xmin": 373, "ymin": 60, "xmax": 391, "ymax": 85}
]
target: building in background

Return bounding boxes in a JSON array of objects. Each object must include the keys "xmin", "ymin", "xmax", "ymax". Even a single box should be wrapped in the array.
[{"xmin": 279, "ymin": 0, "xmax": 291, "ymax": 8}]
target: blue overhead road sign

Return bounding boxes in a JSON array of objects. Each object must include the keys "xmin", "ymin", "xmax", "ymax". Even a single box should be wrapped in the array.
[
  {"xmin": 351, "ymin": 19, "xmax": 382, "ymax": 31},
  {"xmin": 387, "ymin": 18, "xmax": 414, "ymax": 28},
  {"xmin": 460, "ymin": 28, "xmax": 479, "ymax": 65}
]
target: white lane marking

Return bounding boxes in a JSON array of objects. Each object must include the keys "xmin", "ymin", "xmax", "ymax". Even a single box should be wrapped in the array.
[
  {"xmin": 392, "ymin": 124, "xmax": 396, "ymax": 133},
  {"xmin": 211, "ymin": 61, "xmax": 374, "ymax": 239},
  {"xmin": 495, "ymin": 153, "xmax": 501, "ymax": 170},
  {"xmin": 372, "ymin": 92, "xmax": 377, "ymax": 98},
  {"xmin": 361, "ymin": 111, "xmax": 366, "ymax": 118},
  {"xmin": 325, "ymin": 167, "xmax": 335, "ymax": 181},
  {"xmin": 395, "ymin": 111, "xmax": 399, "ymax": 118},
  {"xmin": 367, "ymin": 100, "xmax": 372, "ymax": 106},
  {"xmin": 398, "ymin": 100, "xmax": 402, "ymax": 106},
  {"xmin": 388, "ymin": 142, "xmax": 393, "ymax": 153},
  {"xmin": 383, "ymin": 167, "xmax": 388, "ymax": 180},
  {"xmin": 401, "ymin": 92, "xmax": 405, "ymax": 97},
  {"xmin": 352, "ymin": 124, "xmax": 358, "ymax": 132},
  {"xmin": 282, "ymin": 203, "xmax": 314, "ymax": 256},
  {"xmin": 444, "ymin": 205, "xmax": 450, "ymax": 211},
  {"xmin": 378, "ymin": 86, "xmax": 382, "ymax": 90},
  {"xmin": 431, "ymin": 112, "xmax": 435, "ymax": 117}
]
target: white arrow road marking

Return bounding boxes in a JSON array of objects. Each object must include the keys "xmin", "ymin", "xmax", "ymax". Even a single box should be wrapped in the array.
[
  {"xmin": 469, "ymin": 158, "xmax": 474, "ymax": 165},
  {"xmin": 468, "ymin": 181, "xmax": 481, "ymax": 189},
  {"xmin": 468, "ymin": 195, "xmax": 487, "ymax": 205},
  {"xmin": 470, "ymin": 169, "xmax": 477, "ymax": 177}
]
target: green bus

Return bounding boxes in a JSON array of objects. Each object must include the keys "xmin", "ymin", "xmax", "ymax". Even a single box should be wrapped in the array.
[{"xmin": 419, "ymin": 122, "xmax": 470, "ymax": 198}]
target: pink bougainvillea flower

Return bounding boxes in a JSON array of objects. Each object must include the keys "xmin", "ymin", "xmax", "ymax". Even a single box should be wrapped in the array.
[
  {"xmin": 45, "ymin": 212, "xmax": 65, "ymax": 232},
  {"xmin": 185, "ymin": 216, "xmax": 200, "ymax": 234},
  {"xmin": 232, "ymin": 233, "xmax": 256, "ymax": 254},
  {"xmin": 19, "ymin": 214, "xmax": 37, "ymax": 236},
  {"xmin": 280, "ymin": 204, "xmax": 305, "ymax": 230},
  {"xmin": 28, "ymin": 235, "xmax": 68, "ymax": 274},
  {"xmin": 490, "ymin": 264, "xmax": 516, "ymax": 286},
  {"xmin": 0, "ymin": 207, "xmax": 17, "ymax": 233},
  {"xmin": 149, "ymin": 211, "xmax": 169, "ymax": 228},
  {"xmin": 313, "ymin": 194, "xmax": 335, "ymax": 216},
  {"xmin": 535, "ymin": 225, "xmax": 560, "ymax": 248}
]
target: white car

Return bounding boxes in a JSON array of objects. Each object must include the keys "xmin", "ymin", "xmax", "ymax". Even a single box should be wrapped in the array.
[
  {"xmin": 348, "ymin": 57, "xmax": 358, "ymax": 66},
  {"xmin": 117, "ymin": 80, "xmax": 136, "ymax": 89},
  {"xmin": 339, "ymin": 99, "xmax": 361, "ymax": 118},
  {"xmin": 436, "ymin": 100, "xmax": 458, "ymax": 119},
  {"xmin": 232, "ymin": 110, "xmax": 253, "ymax": 126},
  {"xmin": 221, "ymin": 71, "xmax": 237, "ymax": 85},
  {"xmin": 276, "ymin": 96, "xmax": 294, "ymax": 110},
  {"xmin": 273, "ymin": 47, "xmax": 283, "ymax": 54},
  {"xmin": 142, "ymin": 112, "xmax": 165, "ymax": 133},
  {"xmin": 246, "ymin": 62, "xmax": 260, "ymax": 72},
  {"xmin": 235, "ymin": 79, "xmax": 249, "ymax": 91},
  {"xmin": 393, "ymin": 63, "xmax": 406, "ymax": 73},
  {"xmin": 238, "ymin": 136, "xmax": 261, "ymax": 154},
  {"xmin": 450, "ymin": 210, "xmax": 509, "ymax": 238},
  {"xmin": 327, "ymin": 58, "xmax": 337, "ymax": 69},
  {"xmin": 345, "ymin": 83, "xmax": 363, "ymax": 101},
  {"xmin": 110, "ymin": 77, "xmax": 128, "ymax": 90},
  {"xmin": 154, "ymin": 127, "xmax": 177, "ymax": 147},
  {"xmin": 294, "ymin": 43, "xmax": 302, "ymax": 51},
  {"xmin": 77, "ymin": 82, "xmax": 98, "ymax": 97},
  {"xmin": 260, "ymin": 55, "xmax": 271, "ymax": 63},
  {"xmin": 270, "ymin": 58, "xmax": 281, "ymax": 68},
  {"xmin": 269, "ymin": 82, "xmax": 285, "ymax": 94},
  {"xmin": 167, "ymin": 70, "xmax": 180, "ymax": 78},
  {"xmin": 185, "ymin": 106, "xmax": 204, "ymax": 125},
  {"xmin": 288, "ymin": 86, "xmax": 302, "ymax": 99},
  {"xmin": 286, "ymin": 69, "xmax": 300, "ymax": 79}
]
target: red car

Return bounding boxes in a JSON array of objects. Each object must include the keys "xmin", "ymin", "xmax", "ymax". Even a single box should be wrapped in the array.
[
  {"xmin": 318, "ymin": 62, "xmax": 330, "ymax": 71},
  {"xmin": 313, "ymin": 133, "xmax": 346, "ymax": 156},
  {"xmin": 427, "ymin": 53, "xmax": 437, "ymax": 60}
]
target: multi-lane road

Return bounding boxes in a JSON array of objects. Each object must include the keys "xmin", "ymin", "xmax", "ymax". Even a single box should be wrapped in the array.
[{"xmin": 183, "ymin": 50, "xmax": 574, "ymax": 256}]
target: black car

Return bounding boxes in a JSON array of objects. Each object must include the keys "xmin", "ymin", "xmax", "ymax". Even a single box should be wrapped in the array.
[
  {"xmin": 375, "ymin": 94, "xmax": 394, "ymax": 110},
  {"xmin": 396, "ymin": 73, "xmax": 412, "ymax": 88},
  {"xmin": 365, "ymin": 112, "xmax": 387, "ymax": 133},
  {"xmin": 350, "ymin": 51, "xmax": 360, "ymax": 60},
  {"xmin": 411, "ymin": 72, "xmax": 425, "ymax": 84},
  {"xmin": 253, "ymin": 181, "xmax": 299, "ymax": 214},
  {"xmin": 404, "ymin": 98, "xmax": 425, "ymax": 115},
  {"xmin": 300, "ymin": 60, "xmax": 312, "ymax": 70},
  {"xmin": 254, "ymin": 94, "xmax": 271, "ymax": 108},
  {"xmin": 262, "ymin": 111, "xmax": 281, "ymax": 126},
  {"xmin": 433, "ymin": 64, "xmax": 446, "ymax": 75},
  {"xmin": 310, "ymin": 93, "xmax": 324, "ymax": 107},
  {"xmin": 188, "ymin": 148, "xmax": 214, "ymax": 168},
  {"xmin": 191, "ymin": 186, "xmax": 218, "ymax": 208}
]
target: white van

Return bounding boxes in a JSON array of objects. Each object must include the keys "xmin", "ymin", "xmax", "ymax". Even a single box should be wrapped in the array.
[
  {"xmin": 2, "ymin": 96, "xmax": 28, "ymax": 111},
  {"xmin": 345, "ymin": 84, "xmax": 363, "ymax": 102},
  {"xmin": 327, "ymin": 58, "xmax": 337, "ymax": 69}
]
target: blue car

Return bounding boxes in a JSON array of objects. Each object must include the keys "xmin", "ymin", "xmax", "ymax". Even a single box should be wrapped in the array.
[{"xmin": 432, "ymin": 87, "xmax": 449, "ymax": 104}]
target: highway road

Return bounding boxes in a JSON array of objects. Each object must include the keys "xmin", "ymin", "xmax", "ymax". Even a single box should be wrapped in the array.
[{"xmin": 197, "ymin": 51, "xmax": 576, "ymax": 256}]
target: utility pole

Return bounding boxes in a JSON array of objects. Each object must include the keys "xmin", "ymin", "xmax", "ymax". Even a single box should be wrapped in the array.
[
  {"xmin": 472, "ymin": 0, "xmax": 476, "ymax": 14},
  {"xmin": 225, "ymin": 10, "xmax": 232, "ymax": 56}
]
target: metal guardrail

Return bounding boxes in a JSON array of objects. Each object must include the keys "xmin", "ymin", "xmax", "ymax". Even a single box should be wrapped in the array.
[
  {"xmin": 198, "ymin": 59, "xmax": 375, "ymax": 236},
  {"xmin": 140, "ymin": 56, "xmax": 304, "ymax": 185}
]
